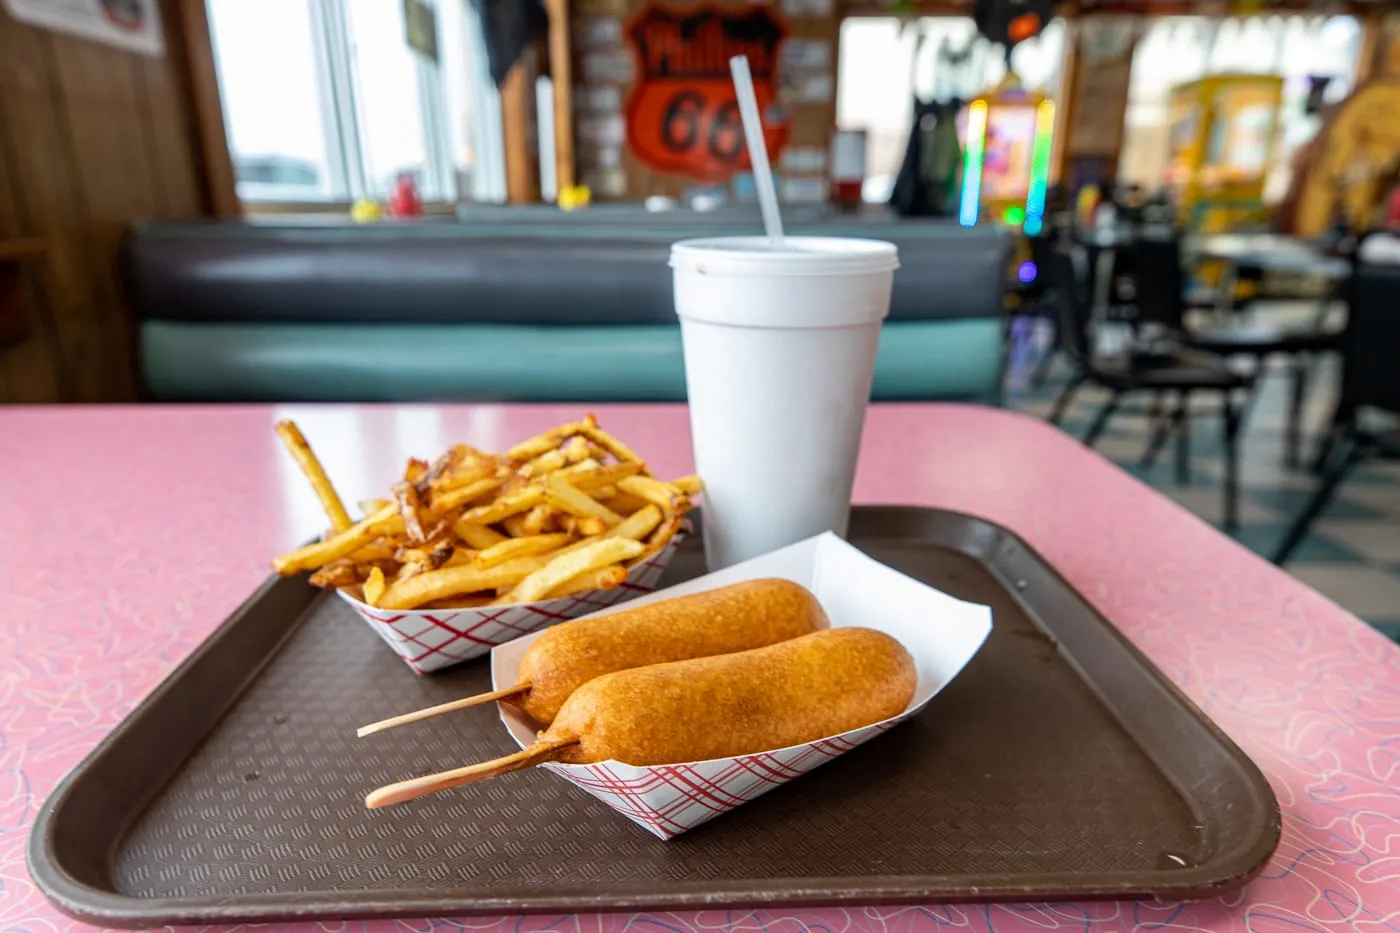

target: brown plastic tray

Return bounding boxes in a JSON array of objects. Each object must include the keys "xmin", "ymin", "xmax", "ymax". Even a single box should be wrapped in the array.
[{"xmin": 29, "ymin": 506, "xmax": 1280, "ymax": 927}]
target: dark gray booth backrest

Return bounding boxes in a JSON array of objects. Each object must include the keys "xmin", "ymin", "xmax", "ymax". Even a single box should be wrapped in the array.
[{"xmin": 126, "ymin": 221, "xmax": 1010, "ymax": 326}]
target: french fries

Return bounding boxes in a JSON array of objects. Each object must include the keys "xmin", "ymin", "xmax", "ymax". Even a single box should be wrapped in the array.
[
  {"xmin": 559, "ymin": 435, "xmax": 596, "ymax": 463},
  {"xmin": 379, "ymin": 554, "xmax": 555, "ymax": 610},
  {"xmin": 347, "ymin": 540, "xmax": 396, "ymax": 562},
  {"xmin": 545, "ymin": 473, "xmax": 623, "ymax": 526},
  {"xmin": 617, "ymin": 475, "xmax": 690, "ymax": 515},
  {"xmin": 550, "ymin": 563, "xmax": 629, "ymax": 598},
  {"xmin": 559, "ymin": 457, "xmax": 602, "ymax": 475},
  {"xmin": 476, "ymin": 532, "xmax": 573, "ymax": 570},
  {"xmin": 576, "ymin": 516, "xmax": 608, "ymax": 536},
  {"xmin": 394, "ymin": 482, "xmax": 429, "ymax": 543},
  {"xmin": 431, "ymin": 476, "xmax": 504, "ymax": 513},
  {"xmin": 578, "ymin": 421, "xmax": 647, "ymax": 469},
  {"xmin": 671, "ymin": 475, "xmax": 703, "ymax": 495},
  {"xmin": 535, "ymin": 505, "xmax": 662, "ymax": 563},
  {"xmin": 608, "ymin": 503, "xmax": 665, "ymax": 541},
  {"xmin": 500, "ymin": 514, "xmax": 529, "ymax": 537},
  {"xmin": 496, "ymin": 538, "xmax": 646, "ymax": 605},
  {"xmin": 418, "ymin": 595, "xmax": 495, "ymax": 610},
  {"xmin": 636, "ymin": 514, "xmax": 685, "ymax": 565},
  {"xmin": 460, "ymin": 487, "xmax": 545, "ymax": 526},
  {"xmin": 564, "ymin": 461, "xmax": 642, "ymax": 491},
  {"xmin": 308, "ymin": 561, "xmax": 362, "ymax": 589},
  {"xmin": 519, "ymin": 504, "xmax": 555, "ymax": 535},
  {"xmin": 598, "ymin": 490, "xmax": 650, "ymax": 514},
  {"xmin": 507, "ymin": 420, "xmax": 592, "ymax": 462},
  {"xmin": 357, "ymin": 498, "xmax": 392, "ymax": 517},
  {"xmin": 454, "ymin": 520, "xmax": 507, "ymax": 549},
  {"xmin": 270, "ymin": 415, "xmax": 701, "ymax": 610},
  {"xmin": 275, "ymin": 421, "xmax": 354, "ymax": 533},
  {"xmin": 273, "ymin": 505, "xmax": 403, "ymax": 575},
  {"xmin": 363, "ymin": 567, "xmax": 387, "ymax": 606},
  {"xmin": 519, "ymin": 448, "xmax": 568, "ymax": 478},
  {"xmin": 396, "ymin": 539, "xmax": 455, "ymax": 572}
]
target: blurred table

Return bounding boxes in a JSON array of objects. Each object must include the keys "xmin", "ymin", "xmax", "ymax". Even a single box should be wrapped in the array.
[
  {"xmin": 1194, "ymin": 234, "xmax": 1349, "ymax": 275},
  {"xmin": 1195, "ymin": 235, "xmax": 1351, "ymax": 319},
  {"xmin": 4, "ymin": 403, "xmax": 1399, "ymax": 933}
]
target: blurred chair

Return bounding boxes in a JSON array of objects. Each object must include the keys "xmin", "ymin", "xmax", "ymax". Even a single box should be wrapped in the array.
[
  {"xmin": 1048, "ymin": 247, "xmax": 1253, "ymax": 529},
  {"xmin": 1308, "ymin": 230, "xmax": 1396, "ymax": 472},
  {"xmin": 1132, "ymin": 231, "xmax": 1342, "ymax": 466},
  {"xmin": 1273, "ymin": 260, "xmax": 1400, "ymax": 564}
]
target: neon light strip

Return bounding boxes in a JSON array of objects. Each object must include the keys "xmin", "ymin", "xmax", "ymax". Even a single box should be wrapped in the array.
[
  {"xmin": 1023, "ymin": 100, "xmax": 1056, "ymax": 236},
  {"xmin": 958, "ymin": 100, "xmax": 989, "ymax": 228}
]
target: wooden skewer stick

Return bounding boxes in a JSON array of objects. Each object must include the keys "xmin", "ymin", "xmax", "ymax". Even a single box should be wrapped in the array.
[
  {"xmin": 356, "ymin": 683, "xmax": 531, "ymax": 738},
  {"xmin": 365, "ymin": 738, "xmax": 578, "ymax": 809}
]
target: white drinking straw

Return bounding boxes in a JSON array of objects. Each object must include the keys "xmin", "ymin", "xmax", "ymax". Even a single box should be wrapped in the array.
[{"xmin": 729, "ymin": 55, "xmax": 785, "ymax": 248}]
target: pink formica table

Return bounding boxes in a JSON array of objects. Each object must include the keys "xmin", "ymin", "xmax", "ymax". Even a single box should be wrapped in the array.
[{"xmin": 4, "ymin": 403, "xmax": 1399, "ymax": 933}]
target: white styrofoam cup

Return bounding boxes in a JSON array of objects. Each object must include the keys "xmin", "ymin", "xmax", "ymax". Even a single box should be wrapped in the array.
[{"xmin": 670, "ymin": 236, "xmax": 899, "ymax": 570}]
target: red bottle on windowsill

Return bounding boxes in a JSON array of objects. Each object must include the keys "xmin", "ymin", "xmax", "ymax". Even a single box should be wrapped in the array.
[
  {"xmin": 387, "ymin": 173, "xmax": 423, "ymax": 219},
  {"xmin": 1385, "ymin": 184, "xmax": 1400, "ymax": 231}
]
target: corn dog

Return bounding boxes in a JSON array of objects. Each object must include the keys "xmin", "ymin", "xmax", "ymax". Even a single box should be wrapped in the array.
[
  {"xmin": 365, "ymin": 627, "xmax": 916, "ymax": 808},
  {"xmin": 356, "ymin": 578, "xmax": 827, "ymax": 737},
  {"xmin": 511, "ymin": 577, "xmax": 826, "ymax": 724}
]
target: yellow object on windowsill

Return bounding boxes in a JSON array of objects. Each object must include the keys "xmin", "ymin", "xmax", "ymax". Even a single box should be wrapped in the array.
[
  {"xmin": 351, "ymin": 198, "xmax": 385, "ymax": 223},
  {"xmin": 559, "ymin": 185, "xmax": 591, "ymax": 211}
]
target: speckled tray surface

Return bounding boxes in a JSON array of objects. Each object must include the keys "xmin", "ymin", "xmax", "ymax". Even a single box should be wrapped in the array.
[{"xmin": 28, "ymin": 507, "xmax": 1279, "ymax": 928}]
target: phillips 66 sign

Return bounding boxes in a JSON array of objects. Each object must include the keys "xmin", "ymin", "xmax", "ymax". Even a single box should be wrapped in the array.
[{"xmin": 625, "ymin": 4, "xmax": 790, "ymax": 180}]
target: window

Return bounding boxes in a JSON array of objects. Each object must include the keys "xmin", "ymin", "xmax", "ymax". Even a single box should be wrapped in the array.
[
  {"xmin": 207, "ymin": 0, "xmax": 333, "ymax": 201},
  {"xmin": 837, "ymin": 17, "xmax": 1067, "ymax": 203},
  {"xmin": 208, "ymin": 0, "xmax": 504, "ymax": 205},
  {"xmin": 1119, "ymin": 15, "xmax": 1362, "ymax": 200},
  {"xmin": 439, "ymin": 0, "xmax": 505, "ymax": 202}
]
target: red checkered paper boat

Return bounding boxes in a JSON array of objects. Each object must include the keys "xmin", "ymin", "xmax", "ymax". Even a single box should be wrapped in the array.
[
  {"xmin": 490, "ymin": 532, "xmax": 993, "ymax": 839},
  {"xmin": 341, "ymin": 531, "xmax": 685, "ymax": 674}
]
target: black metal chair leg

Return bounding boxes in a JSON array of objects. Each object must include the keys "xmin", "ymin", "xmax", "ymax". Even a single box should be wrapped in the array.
[
  {"xmin": 1175, "ymin": 392, "xmax": 1192, "ymax": 485},
  {"xmin": 1236, "ymin": 369, "xmax": 1265, "ymax": 437},
  {"xmin": 1141, "ymin": 397, "xmax": 1183, "ymax": 469},
  {"xmin": 1030, "ymin": 345, "xmax": 1058, "ymax": 389},
  {"xmin": 1048, "ymin": 371, "xmax": 1085, "ymax": 425},
  {"xmin": 1286, "ymin": 354, "xmax": 1310, "ymax": 468},
  {"xmin": 1137, "ymin": 391, "xmax": 1166, "ymax": 465},
  {"xmin": 1311, "ymin": 426, "xmax": 1340, "ymax": 475},
  {"xmin": 1309, "ymin": 422, "xmax": 1355, "ymax": 482},
  {"xmin": 1222, "ymin": 394, "xmax": 1242, "ymax": 532},
  {"xmin": 1082, "ymin": 392, "xmax": 1121, "ymax": 447},
  {"xmin": 1310, "ymin": 401, "xmax": 1352, "ymax": 475},
  {"xmin": 1272, "ymin": 440, "xmax": 1367, "ymax": 565}
]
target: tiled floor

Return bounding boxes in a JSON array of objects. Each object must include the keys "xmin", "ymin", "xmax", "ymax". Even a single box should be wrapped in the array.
[{"xmin": 1005, "ymin": 305, "xmax": 1400, "ymax": 642}]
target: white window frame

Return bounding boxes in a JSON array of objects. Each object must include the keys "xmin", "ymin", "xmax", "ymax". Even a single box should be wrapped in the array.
[
  {"xmin": 211, "ymin": 0, "xmax": 494, "ymax": 205},
  {"xmin": 417, "ymin": 53, "xmax": 457, "ymax": 200}
]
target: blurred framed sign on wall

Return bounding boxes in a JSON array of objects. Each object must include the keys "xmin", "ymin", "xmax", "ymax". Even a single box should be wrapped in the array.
[
  {"xmin": 403, "ymin": 0, "xmax": 439, "ymax": 61},
  {"xmin": 2, "ymin": 0, "xmax": 163, "ymax": 55},
  {"xmin": 625, "ymin": 3, "xmax": 790, "ymax": 180}
]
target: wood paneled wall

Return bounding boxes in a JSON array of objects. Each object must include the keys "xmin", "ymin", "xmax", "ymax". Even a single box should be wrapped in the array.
[{"xmin": 0, "ymin": 0, "xmax": 218, "ymax": 403}]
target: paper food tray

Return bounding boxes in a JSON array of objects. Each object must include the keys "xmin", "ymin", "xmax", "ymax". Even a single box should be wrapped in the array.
[
  {"xmin": 341, "ymin": 531, "xmax": 686, "ymax": 674},
  {"xmin": 490, "ymin": 531, "xmax": 993, "ymax": 839}
]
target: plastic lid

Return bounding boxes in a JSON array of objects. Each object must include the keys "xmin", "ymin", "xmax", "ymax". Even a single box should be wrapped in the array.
[{"xmin": 670, "ymin": 236, "xmax": 900, "ymax": 276}]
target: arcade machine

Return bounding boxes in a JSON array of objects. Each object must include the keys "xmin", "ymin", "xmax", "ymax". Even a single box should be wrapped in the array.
[
  {"xmin": 963, "ymin": 0, "xmax": 1058, "ymax": 310},
  {"xmin": 958, "ymin": 74, "xmax": 1057, "ymax": 236},
  {"xmin": 1164, "ymin": 73, "xmax": 1284, "ymax": 233}
]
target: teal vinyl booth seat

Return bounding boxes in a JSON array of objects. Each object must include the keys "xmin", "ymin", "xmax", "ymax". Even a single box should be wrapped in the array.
[{"xmin": 128, "ymin": 220, "xmax": 1010, "ymax": 403}]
